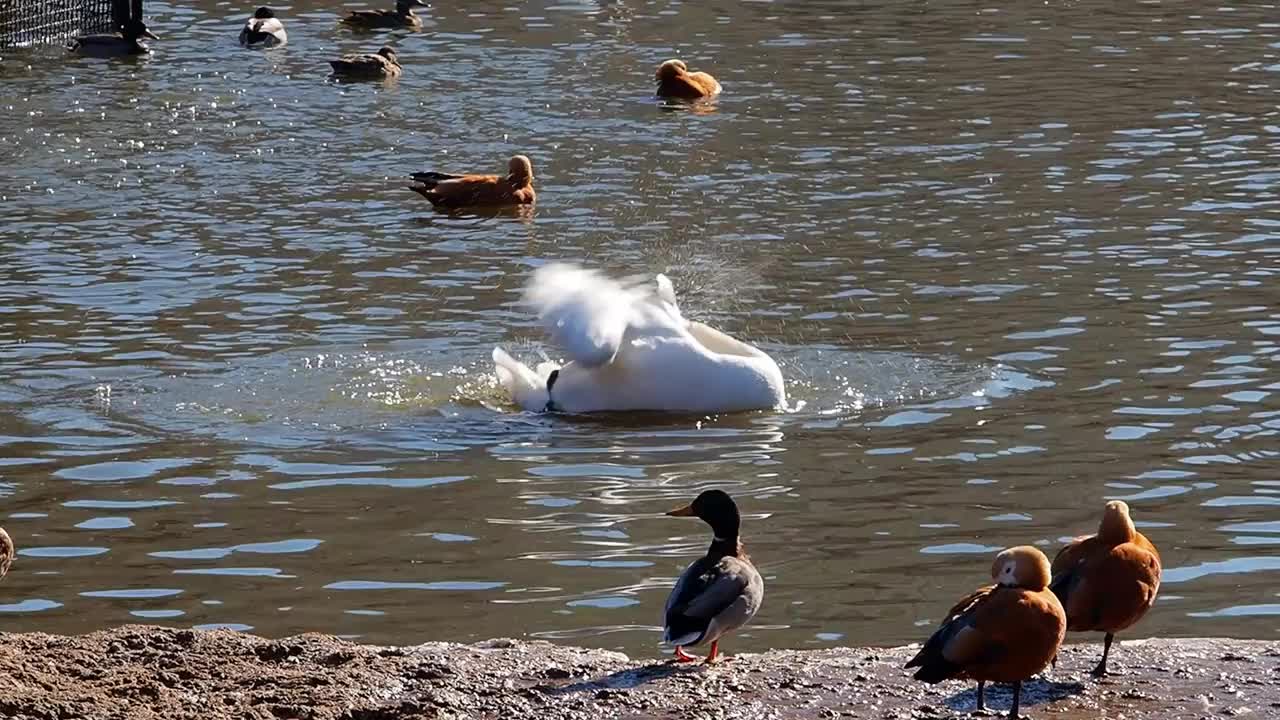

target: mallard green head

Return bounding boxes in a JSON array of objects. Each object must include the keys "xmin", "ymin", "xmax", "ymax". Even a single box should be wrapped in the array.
[
  {"xmin": 667, "ymin": 489, "xmax": 740, "ymax": 541},
  {"xmin": 252, "ymin": 7, "xmax": 275, "ymax": 19}
]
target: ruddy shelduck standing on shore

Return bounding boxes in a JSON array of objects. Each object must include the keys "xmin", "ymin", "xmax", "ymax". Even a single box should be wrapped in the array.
[
  {"xmin": 907, "ymin": 546, "xmax": 1066, "ymax": 719},
  {"xmin": 654, "ymin": 59, "xmax": 722, "ymax": 100},
  {"xmin": 1050, "ymin": 500, "xmax": 1161, "ymax": 676},
  {"xmin": 407, "ymin": 155, "xmax": 536, "ymax": 208}
]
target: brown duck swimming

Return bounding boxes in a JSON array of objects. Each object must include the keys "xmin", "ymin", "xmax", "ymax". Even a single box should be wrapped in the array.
[
  {"xmin": 1051, "ymin": 500, "xmax": 1161, "ymax": 676},
  {"xmin": 661, "ymin": 490, "xmax": 764, "ymax": 664},
  {"xmin": 329, "ymin": 46, "xmax": 402, "ymax": 79},
  {"xmin": 407, "ymin": 155, "xmax": 536, "ymax": 208},
  {"xmin": 655, "ymin": 59, "xmax": 721, "ymax": 100},
  {"xmin": 907, "ymin": 546, "xmax": 1066, "ymax": 719},
  {"xmin": 341, "ymin": 0, "xmax": 428, "ymax": 30}
]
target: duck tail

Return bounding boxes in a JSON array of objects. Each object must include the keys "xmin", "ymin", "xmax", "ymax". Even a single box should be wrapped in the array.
[
  {"xmin": 660, "ymin": 630, "xmax": 702, "ymax": 647},
  {"xmin": 904, "ymin": 633, "xmax": 960, "ymax": 683},
  {"xmin": 410, "ymin": 171, "xmax": 461, "ymax": 187},
  {"xmin": 908, "ymin": 656, "xmax": 961, "ymax": 684},
  {"xmin": 492, "ymin": 348, "xmax": 550, "ymax": 412},
  {"xmin": 1048, "ymin": 570, "xmax": 1075, "ymax": 608}
]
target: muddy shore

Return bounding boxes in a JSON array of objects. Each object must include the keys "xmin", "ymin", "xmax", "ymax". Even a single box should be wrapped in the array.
[{"xmin": 0, "ymin": 625, "xmax": 1274, "ymax": 719}]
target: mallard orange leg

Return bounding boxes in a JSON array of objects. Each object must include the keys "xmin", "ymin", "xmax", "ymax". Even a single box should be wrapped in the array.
[
  {"xmin": 674, "ymin": 646, "xmax": 699, "ymax": 663},
  {"xmin": 703, "ymin": 640, "xmax": 721, "ymax": 665}
]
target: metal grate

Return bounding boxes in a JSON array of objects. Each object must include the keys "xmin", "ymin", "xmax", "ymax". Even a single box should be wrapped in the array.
[{"xmin": 0, "ymin": 0, "xmax": 122, "ymax": 49}]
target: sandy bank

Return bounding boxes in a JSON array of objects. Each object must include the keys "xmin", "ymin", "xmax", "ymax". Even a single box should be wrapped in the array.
[{"xmin": 0, "ymin": 626, "xmax": 1275, "ymax": 719}]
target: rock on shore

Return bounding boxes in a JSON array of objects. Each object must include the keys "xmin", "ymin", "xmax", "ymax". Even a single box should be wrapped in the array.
[{"xmin": 0, "ymin": 625, "xmax": 1275, "ymax": 719}]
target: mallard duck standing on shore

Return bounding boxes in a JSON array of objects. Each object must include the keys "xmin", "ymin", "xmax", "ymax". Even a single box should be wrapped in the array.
[
  {"xmin": 341, "ymin": 0, "xmax": 429, "ymax": 30},
  {"xmin": 1051, "ymin": 500, "xmax": 1161, "ymax": 676},
  {"xmin": 661, "ymin": 490, "xmax": 764, "ymax": 664},
  {"xmin": 654, "ymin": 59, "xmax": 721, "ymax": 100},
  {"xmin": 408, "ymin": 155, "xmax": 536, "ymax": 208},
  {"xmin": 240, "ymin": 7, "xmax": 287, "ymax": 48},
  {"xmin": 69, "ymin": 19, "xmax": 159, "ymax": 57},
  {"xmin": 329, "ymin": 46, "xmax": 402, "ymax": 79},
  {"xmin": 907, "ymin": 546, "xmax": 1066, "ymax": 719}
]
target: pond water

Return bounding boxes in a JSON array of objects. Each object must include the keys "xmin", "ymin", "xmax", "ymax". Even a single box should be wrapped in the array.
[{"xmin": 0, "ymin": 0, "xmax": 1278, "ymax": 654}]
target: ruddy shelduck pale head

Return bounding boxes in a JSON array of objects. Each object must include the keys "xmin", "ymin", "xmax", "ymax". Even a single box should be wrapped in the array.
[
  {"xmin": 1098, "ymin": 500, "xmax": 1137, "ymax": 543},
  {"xmin": 655, "ymin": 59, "xmax": 688, "ymax": 81},
  {"xmin": 990, "ymin": 545, "xmax": 1052, "ymax": 590},
  {"xmin": 507, "ymin": 155, "xmax": 534, "ymax": 181}
]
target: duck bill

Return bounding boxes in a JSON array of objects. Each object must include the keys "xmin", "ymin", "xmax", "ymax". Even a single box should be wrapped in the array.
[
  {"xmin": 665, "ymin": 504, "xmax": 695, "ymax": 517},
  {"xmin": 142, "ymin": 29, "xmax": 159, "ymax": 39}
]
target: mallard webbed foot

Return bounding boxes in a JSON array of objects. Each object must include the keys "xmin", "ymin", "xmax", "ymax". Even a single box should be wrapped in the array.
[{"xmin": 673, "ymin": 646, "xmax": 700, "ymax": 663}]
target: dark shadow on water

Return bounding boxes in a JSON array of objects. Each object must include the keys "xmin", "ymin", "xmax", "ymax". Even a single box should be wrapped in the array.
[
  {"xmin": 413, "ymin": 204, "xmax": 536, "ymax": 223},
  {"xmin": 657, "ymin": 97, "xmax": 720, "ymax": 115},
  {"xmin": 943, "ymin": 677, "xmax": 1085, "ymax": 714},
  {"xmin": 327, "ymin": 73, "xmax": 399, "ymax": 87}
]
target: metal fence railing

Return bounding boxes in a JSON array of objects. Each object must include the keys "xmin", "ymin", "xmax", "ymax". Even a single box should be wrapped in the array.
[{"xmin": 0, "ymin": 0, "xmax": 141, "ymax": 49}]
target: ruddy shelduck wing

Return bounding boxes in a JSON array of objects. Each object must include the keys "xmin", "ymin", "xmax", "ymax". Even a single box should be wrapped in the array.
[
  {"xmin": 906, "ymin": 585, "xmax": 994, "ymax": 676},
  {"xmin": 688, "ymin": 71, "xmax": 721, "ymax": 95},
  {"xmin": 941, "ymin": 589, "xmax": 1016, "ymax": 666}
]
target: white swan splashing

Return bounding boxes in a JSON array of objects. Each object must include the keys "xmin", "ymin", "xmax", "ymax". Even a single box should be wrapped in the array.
[{"xmin": 492, "ymin": 263, "xmax": 786, "ymax": 414}]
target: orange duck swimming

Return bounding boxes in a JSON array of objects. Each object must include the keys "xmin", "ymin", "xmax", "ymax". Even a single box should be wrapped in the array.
[
  {"xmin": 1050, "ymin": 500, "xmax": 1161, "ymax": 676},
  {"xmin": 407, "ymin": 155, "xmax": 536, "ymax": 208},
  {"xmin": 907, "ymin": 546, "xmax": 1066, "ymax": 719},
  {"xmin": 654, "ymin": 59, "xmax": 721, "ymax": 100}
]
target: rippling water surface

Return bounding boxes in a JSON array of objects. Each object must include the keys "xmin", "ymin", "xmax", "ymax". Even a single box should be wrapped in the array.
[{"xmin": 1, "ymin": 0, "xmax": 1278, "ymax": 652}]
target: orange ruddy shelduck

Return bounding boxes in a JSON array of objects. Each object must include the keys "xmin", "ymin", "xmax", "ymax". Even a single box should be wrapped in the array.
[
  {"xmin": 654, "ymin": 59, "xmax": 722, "ymax": 100},
  {"xmin": 1050, "ymin": 500, "xmax": 1161, "ymax": 676},
  {"xmin": 907, "ymin": 546, "xmax": 1066, "ymax": 719},
  {"xmin": 407, "ymin": 155, "xmax": 536, "ymax": 208}
]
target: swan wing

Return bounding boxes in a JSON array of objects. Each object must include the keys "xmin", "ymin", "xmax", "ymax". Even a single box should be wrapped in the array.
[{"xmin": 524, "ymin": 263, "xmax": 641, "ymax": 368}]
